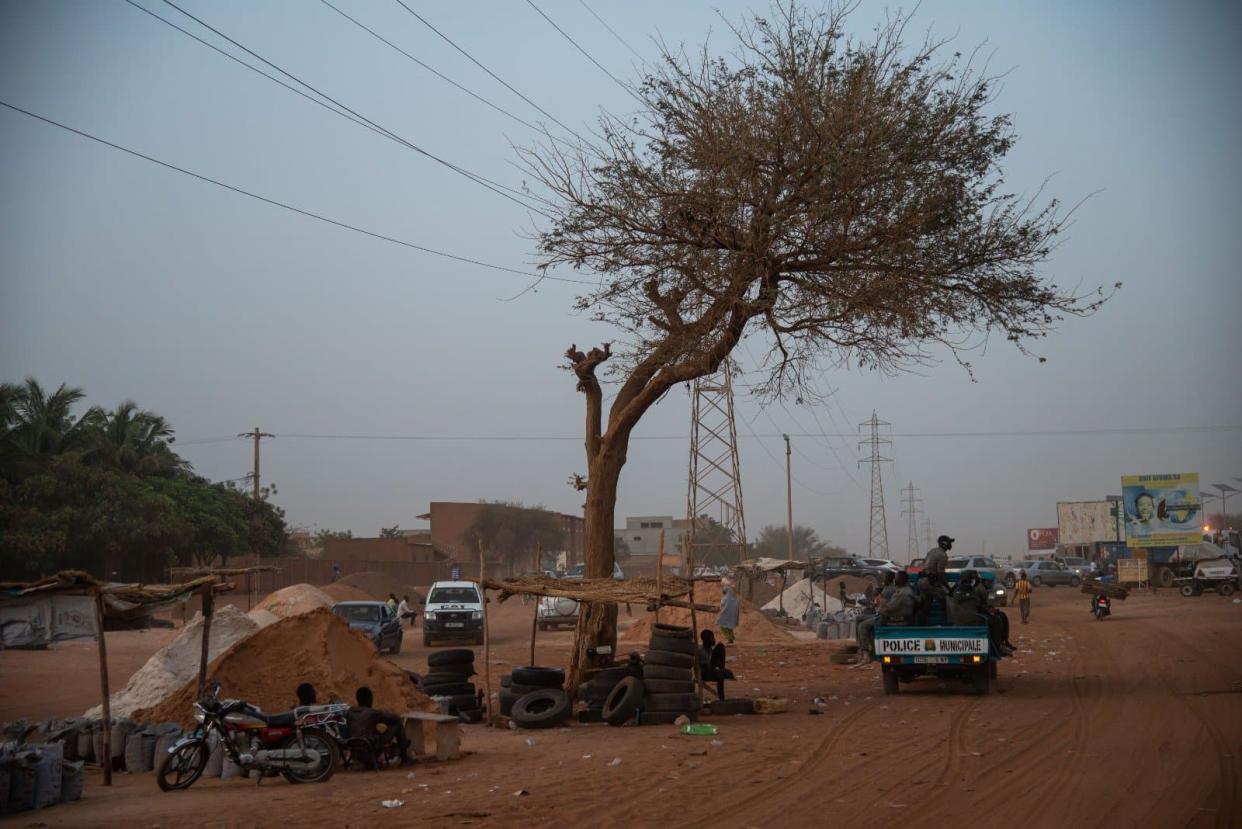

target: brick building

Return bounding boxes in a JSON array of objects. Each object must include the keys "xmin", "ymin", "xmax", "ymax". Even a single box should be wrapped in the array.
[{"xmin": 416, "ymin": 501, "xmax": 586, "ymax": 566}]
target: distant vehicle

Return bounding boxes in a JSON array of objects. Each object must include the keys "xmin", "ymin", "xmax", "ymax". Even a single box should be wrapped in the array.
[
  {"xmin": 563, "ymin": 562, "xmax": 625, "ymax": 580},
  {"xmin": 1058, "ymin": 557, "xmax": 1094, "ymax": 578},
  {"xmin": 537, "ymin": 596, "xmax": 580, "ymax": 630},
  {"xmin": 860, "ymin": 558, "xmax": 902, "ymax": 574},
  {"xmin": 332, "ymin": 601, "xmax": 403, "ymax": 654},
  {"xmin": 813, "ymin": 556, "xmax": 888, "ymax": 586},
  {"xmin": 945, "ymin": 556, "xmax": 1020, "ymax": 590},
  {"xmin": 907, "ymin": 557, "xmax": 926, "ymax": 575},
  {"xmin": 1015, "ymin": 560, "xmax": 1080, "ymax": 587},
  {"xmin": 422, "ymin": 581, "xmax": 484, "ymax": 646}
]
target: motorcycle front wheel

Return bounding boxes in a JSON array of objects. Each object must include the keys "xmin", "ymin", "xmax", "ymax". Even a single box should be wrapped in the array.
[
  {"xmin": 156, "ymin": 740, "xmax": 208, "ymax": 791},
  {"xmin": 280, "ymin": 728, "xmax": 339, "ymax": 784}
]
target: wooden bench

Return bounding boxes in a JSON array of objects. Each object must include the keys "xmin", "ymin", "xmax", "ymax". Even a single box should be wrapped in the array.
[{"xmin": 400, "ymin": 712, "xmax": 461, "ymax": 761}]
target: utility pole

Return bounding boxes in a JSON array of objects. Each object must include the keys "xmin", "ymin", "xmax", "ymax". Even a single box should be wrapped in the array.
[
  {"xmin": 784, "ymin": 434, "xmax": 795, "ymax": 561},
  {"xmin": 858, "ymin": 412, "xmax": 892, "ymax": 561},
  {"xmin": 238, "ymin": 428, "xmax": 274, "ymax": 500},
  {"xmin": 685, "ymin": 362, "xmax": 748, "ymax": 569},
  {"xmin": 900, "ymin": 482, "xmax": 923, "ymax": 565}
]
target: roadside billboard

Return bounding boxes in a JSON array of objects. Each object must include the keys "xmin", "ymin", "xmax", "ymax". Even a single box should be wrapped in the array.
[
  {"xmin": 1121, "ymin": 472, "xmax": 1202, "ymax": 548},
  {"xmin": 1026, "ymin": 528, "xmax": 1058, "ymax": 549},
  {"xmin": 1057, "ymin": 501, "xmax": 1122, "ymax": 545}
]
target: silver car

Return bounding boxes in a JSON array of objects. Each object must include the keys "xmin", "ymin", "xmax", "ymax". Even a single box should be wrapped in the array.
[{"xmin": 1016, "ymin": 560, "xmax": 1081, "ymax": 587}]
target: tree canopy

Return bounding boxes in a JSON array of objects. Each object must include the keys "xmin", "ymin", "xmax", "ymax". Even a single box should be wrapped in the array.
[{"xmin": 461, "ymin": 501, "xmax": 566, "ymax": 575}]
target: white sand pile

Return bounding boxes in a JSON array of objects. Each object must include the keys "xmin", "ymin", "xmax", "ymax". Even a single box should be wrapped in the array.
[
  {"xmin": 762, "ymin": 577, "xmax": 842, "ymax": 619},
  {"xmin": 252, "ymin": 583, "xmax": 333, "ymax": 619},
  {"xmin": 85, "ymin": 605, "xmax": 260, "ymax": 719}
]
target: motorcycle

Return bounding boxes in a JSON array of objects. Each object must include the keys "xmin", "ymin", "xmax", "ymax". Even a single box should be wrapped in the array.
[
  {"xmin": 156, "ymin": 681, "xmax": 346, "ymax": 791},
  {"xmin": 1093, "ymin": 594, "xmax": 1111, "ymax": 621}
]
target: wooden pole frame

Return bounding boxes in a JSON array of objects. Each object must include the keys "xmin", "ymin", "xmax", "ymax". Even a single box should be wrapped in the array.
[
  {"xmin": 529, "ymin": 542, "xmax": 541, "ymax": 665},
  {"xmin": 480, "ymin": 540, "xmax": 495, "ymax": 727},
  {"xmin": 655, "ymin": 529, "xmax": 665, "ymax": 625},
  {"xmin": 93, "ymin": 588, "xmax": 112, "ymax": 787}
]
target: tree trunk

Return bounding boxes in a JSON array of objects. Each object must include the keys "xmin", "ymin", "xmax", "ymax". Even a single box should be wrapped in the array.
[{"xmin": 568, "ymin": 443, "xmax": 626, "ymax": 687}]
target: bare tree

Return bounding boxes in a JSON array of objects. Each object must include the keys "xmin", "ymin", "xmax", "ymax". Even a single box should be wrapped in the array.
[{"xmin": 523, "ymin": 3, "xmax": 1113, "ymax": 678}]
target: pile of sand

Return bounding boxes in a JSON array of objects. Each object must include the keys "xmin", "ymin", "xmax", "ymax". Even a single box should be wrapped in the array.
[
  {"xmin": 622, "ymin": 582, "xmax": 794, "ymax": 644},
  {"xmin": 332, "ymin": 572, "xmax": 424, "ymax": 604},
  {"xmin": 321, "ymin": 582, "xmax": 373, "ymax": 603},
  {"xmin": 136, "ymin": 608, "xmax": 435, "ymax": 727},
  {"xmin": 762, "ymin": 577, "xmax": 843, "ymax": 619},
  {"xmin": 85, "ymin": 605, "xmax": 261, "ymax": 719},
  {"xmin": 253, "ymin": 583, "xmax": 334, "ymax": 619}
]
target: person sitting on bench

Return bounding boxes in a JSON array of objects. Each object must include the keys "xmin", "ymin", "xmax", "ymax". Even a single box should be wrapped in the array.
[
  {"xmin": 348, "ymin": 686, "xmax": 412, "ymax": 766},
  {"xmin": 698, "ymin": 629, "xmax": 736, "ymax": 699}
]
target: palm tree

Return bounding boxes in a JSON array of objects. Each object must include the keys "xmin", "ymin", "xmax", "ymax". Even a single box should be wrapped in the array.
[
  {"xmin": 0, "ymin": 378, "xmax": 95, "ymax": 478},
  {"xmin": 88, "ymin": 400, "xmax": 189, "ymax": 477}
]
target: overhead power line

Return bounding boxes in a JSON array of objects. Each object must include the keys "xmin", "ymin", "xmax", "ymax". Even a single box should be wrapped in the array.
[
  {"xmin": 524, "ymin": 0, "xmax": 642, "ymax": 103},
  {"xmin": 577, "ymin": 0, "xmax": 643, "ymax": 61},
  {"xmin": 0, "ymin": 98, "xmax": 593, "ymax": 284},
  {"xmin": 391, "ymin": 0, "xmax": 583, "ymax": 140},
  {"xmin": 156, "ymin": 0, "xmax": 545, "ymax": 215}
]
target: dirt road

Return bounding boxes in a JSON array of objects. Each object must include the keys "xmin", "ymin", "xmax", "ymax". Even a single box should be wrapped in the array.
[{"xmin": 4, "ymin": 587, "xmax": 1238, "ymax": 828}]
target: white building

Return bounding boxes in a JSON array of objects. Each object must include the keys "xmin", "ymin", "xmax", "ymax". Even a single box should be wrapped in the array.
[{"xmin": 616, "ymin": 515, "xmax": 689, "ymax": 556}]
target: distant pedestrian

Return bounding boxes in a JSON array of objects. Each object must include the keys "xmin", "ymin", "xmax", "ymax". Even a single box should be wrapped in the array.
[
  {"xmin": 386, "ymin": 593, "xmax": 399, "ymax": 616},
  {"xmin": 717, "ymin": 578, "xmax": 740, "ymax": 644},
  {"xmin": 1014, "ymin": 570, "xmax": 1034, "ymax": 623},
  {"xmin": 397, "ymin": 595, "xmax": 415, "ymax": 628}
]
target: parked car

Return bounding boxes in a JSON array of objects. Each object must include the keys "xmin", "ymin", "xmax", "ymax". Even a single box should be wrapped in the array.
[
  {"xmin": 1015, "ymin": 560, "xmax": 1080, "ymax": 587},
  {"xmin": 422, "ymin": 581, "xmax": 485, "ymax": 646},
  {"xmin": 537, "ymin": 596, "xmax": 580, "ymax": 629},
  {"xmin": 332, "ymin": 601, "xmax": 403, "ymax": 654},
  {"xmin": 564, "ymin": 562, "xmax": 625, "ymax": 579},
  {"xmin": 1058, "ymin": 557, "xmax": 1094, "ymax": 579},
  {"xmin": 860, "ymin": 558, "xmax": 902, "ymax": 574},
  {"xmin": 945, "ymin": 556, "xmax": 1020, "ymax": 590},
  {"xmin": 813, "ymin": 556, "xmax": 889, "ymax": 586}
]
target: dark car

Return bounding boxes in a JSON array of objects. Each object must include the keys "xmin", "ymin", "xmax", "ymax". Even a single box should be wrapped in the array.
[
  {"xmin": 1016, "ymin": 560, "xmax": 1081, "ymax": 587},
  {"xmin": 813, "ymin": 556, "xmax": 889, "ymax": 586},
  {"xmin": 332, "ymin": 601, "xmax": 403, "ymax": 654}
]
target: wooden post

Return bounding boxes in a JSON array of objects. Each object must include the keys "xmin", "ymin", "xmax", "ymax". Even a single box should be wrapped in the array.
[
  {"xmin": 655, "ymin": 529, "xmax": 665, "ymax": 625},
  {"xmin": 480, "ymin": 541, "xmax": 495, "ymax": 726},
  {"xmin": 686, "ymin": 537, "xmax": 702, "ymax": 710},
  {"xmin": 529, "ymin": 542, "xmax": 541, "ymax": 665},
  {"xmin": 93, "ymin": 589, "xmax": 113, "ymax": 786},
  {"xmin": 197, "ymin": 586, "xmax": 214, "ymax": 696}
]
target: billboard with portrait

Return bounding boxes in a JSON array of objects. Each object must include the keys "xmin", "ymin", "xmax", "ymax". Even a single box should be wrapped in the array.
[
  {"xmin": 1026, "ymin": 528, "xmax": 1058, "ymax": 549},
  {"xmin": 1121, "ymin": 473, "xmax": 1202, "ymax": 548}
]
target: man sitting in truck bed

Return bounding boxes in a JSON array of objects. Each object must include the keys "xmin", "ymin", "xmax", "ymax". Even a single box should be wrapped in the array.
[{"xmin": 859, "ymin": 571, "xmax": 915, "ymax": 660}]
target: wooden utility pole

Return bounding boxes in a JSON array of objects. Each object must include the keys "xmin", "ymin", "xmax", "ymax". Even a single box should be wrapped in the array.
[
  {"xmin": 479, "ymin": 540, "xmax": 494, "ymax": 726},
  {"xmin": 93, "ymin": 589, "xmax": 113, "ymax": 787},
  {"xmin": 238, "ymin": 428, "xmax": 274, "ymax": 500},
  {"xmin": 784, "ymin": 434, "xmax": 795, "ymax": 561},
  {"xmin": 529, "ymin": 542, "xmax": 541, "ymax": 665}
]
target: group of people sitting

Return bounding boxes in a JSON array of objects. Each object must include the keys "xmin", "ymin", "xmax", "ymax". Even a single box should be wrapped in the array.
[{"xmin": 294, "ymin": 682, "xmax": 412, "ymax": 766}]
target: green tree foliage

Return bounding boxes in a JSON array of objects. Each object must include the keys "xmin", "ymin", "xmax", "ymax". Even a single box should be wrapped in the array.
[
  {"xmin": 379, "ymin": 525, "xmax": 403, "ymax": 538},
  {"xmin": 0, "ymin": 378, "xmax": 290, "ymax": 580},
  {"xmin": 750, "ymin": 524, "xmax": 831, "ymax": 561},
  {"xmin": 462, "ymin": 501, "xmax": 566, "ymax": 575}
]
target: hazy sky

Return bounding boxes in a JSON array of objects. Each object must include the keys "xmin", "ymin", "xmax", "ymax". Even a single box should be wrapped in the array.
[{"xmin": 2, "ymin": 0, "xmax": 1240, "ymax": 560}]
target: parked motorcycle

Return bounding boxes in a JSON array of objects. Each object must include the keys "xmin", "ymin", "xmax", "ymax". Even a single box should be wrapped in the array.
[
  {"xmin": 1093, "ymin": 594, "xmax": 1111, "ymax": 621},
  {"xmin": 156, "ymin": 681, "xmax": 346, "ymax": 790}
]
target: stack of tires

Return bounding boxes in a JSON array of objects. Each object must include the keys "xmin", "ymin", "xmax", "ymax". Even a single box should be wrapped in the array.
[
  {"xmin": 576, "ymin": 659, "xmax": 643, "ymax": 722},
  {"xmin": 421, "ymin": 650, "xmax": 483, "ymax": 723},
  {"xmin": 602, "ymin": 623, "xmax": 701, "ymax": 726},
  {"xmin": 500, "ymin": 667, "xmax": 571, "ymax": 729}
]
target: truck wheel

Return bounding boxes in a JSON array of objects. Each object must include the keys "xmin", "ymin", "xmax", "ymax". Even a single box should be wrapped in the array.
[
  {"xmin": 1179, "ymin": 584, "xmax": 1196, "ymax": 598},
  {"xmin": 1031, "ymin": 576, "xmax": 1042, "ymax": 587},
  {"xmin": 1156, "ymin": 567, "xmax": 1175, "ymax": 588},
  {"xmin": 1218, "ymin": 582, "xmax": 1235, "ymax": 597},
  {"xmin": 1070, "ymin": 577, "xmax": 1081, "ymax": 587},
  {"xmin": 972, "ymin": 666, "xmax": 992, "ymax": 695},
  {"xmin": 882, "ymin": 669, "xmax": 899, "ymax": 695}
]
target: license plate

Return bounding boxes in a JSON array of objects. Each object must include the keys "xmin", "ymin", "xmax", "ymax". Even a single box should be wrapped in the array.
[
  {"xmin": 445, "ymin": 622, "xmax": 464, "ymax": 628},
  {"xmin": 913, "ymin": 656, "xmax": 950, "ymax": 664}
]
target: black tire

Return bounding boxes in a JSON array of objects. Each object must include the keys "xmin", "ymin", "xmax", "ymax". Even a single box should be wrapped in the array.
[
  {"xmin": 420, "ymin": 682, "xmax": 475, "ymax": 697},
  {"xmin": 508, "ymin": 682, "xmax": 546, "ymax": 697},
  {"xmin": 644, "ymin": 650, "xmax": 695, "ymax": 669},
  {"xmin": 971, "ymin": 665, "xmax": 991, "ymax": 695},
  {"xmin": 1070, "ymin": 577, "xmax": 1081, "ymax": 588},
  {"xmin": 511, "ymin": 666, "xmax": 565, "ymax": 687},
  {"xmin": 499, "ymin": 688, "xmax": 517, "ymax": 717},
  {"xmin": 155, "ymin": 739, "xmax": 208, "ymax": 791},
  {"xmin": 652, "ymin": 623, "xmax": 692, "ymax": 640},
  {"xmin": 589, "ymin": 666, "xmax": 639, "ymax": 685},
  {"xmin": 446, "ymin": 693, "xmax": 478, "ymax": 711},
  {"xmin": 642, "ymin": 664, "xmax": 694, "ymax": 681},
  {"xmin": 643, "ymin": 692, "xmax": 700, "ymax": 713},
  {"xmin": 280, "ymin": 728, "xmax": 338, "ymax": 785},
  {"xmin": 422, "ymin": 669, "xmax": 475, "ymax": 685},
  {"xmin": 643, "ymin": 679, "xmax": 696, "ymax": 695},
  {"xmin": 1219, "ymin": 582, "xmax": 1236, "ymax": 597},
  {"xmin": 427, "ymin": 649, "xmax": 475, "ymax": 667},
  {"xmin": 647, "ymin": 635, "xmax": 696, "ymax": 655},
  {"xmin": 602, "ymin": 677, "xmax": 645, "ymax": 726},
  {"xmin": 1156, "ymin": 567, "xmax": 1175, "ymax": 588},
  {"xmin": 705, "ymin": 698, "xmax": 754, "ymax": 716},
  {"xmin": 1031, "ymin": 576, "xmax": 1043, "ymax": 587},
  {"xmin": 1179, "ymin": 584, "xmax": 1195, "ymax": 598},
  {"xmin": 500, "ymin": 674, "xmax": 512, "ymax": 688},
  {"xmin": 1004, "ymin": 574, "xmax": 1016, "ymax": 589},
  {"xmin": 457, "ymin": 708, "xmax": 484, "ymax": 724},
  {"xmin": 882, "ymin": 669, "xmax": 899, "ymax": 695},
  {"xmin": 511, "ymin": 689, "xmax": 571, "ymax": 729}
]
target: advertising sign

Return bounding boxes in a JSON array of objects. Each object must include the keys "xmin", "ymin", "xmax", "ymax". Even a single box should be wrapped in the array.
[
  {"xmin": 1121, "ymin": 472, "xmax": 1202, "ymax": 548},
  {"xmin": 1027, "ymin": 528, "xmax": 1058, "ymax": 549},
  {"xmin": 1116, "ymin": 559, "xmax": 1148, "ymax": 585}
]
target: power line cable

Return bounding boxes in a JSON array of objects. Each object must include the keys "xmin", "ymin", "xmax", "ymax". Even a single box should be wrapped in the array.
[
  {"xmin": 524, "ymin": 0, "xmax": 642, "ymax": 104},
  {"xmin": 157, "ymin": 0, "xmax": 545, "ymax": 215},
  {"xmin": 391, "ymin": 0, "xmax": 584, "ymax": 141},
  {"xmin": 0, "ymin": 98, "xmax": 593, "ymax": 284},
  {"xmin": 577, "ymin": 0, "xmax": 643, "ymax": 61}
]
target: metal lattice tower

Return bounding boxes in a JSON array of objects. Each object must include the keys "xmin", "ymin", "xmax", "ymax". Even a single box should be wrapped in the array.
[
  {"xmin": 921, "ymin": 515, "xmax": 934, "ymax": 552},
  {"xmin": 686, "ymin": 363, "xmax": 748, "ymax": 569},
  {"xmin": 900, "ymin": 481, "xmax": 923, "ymax": 564},
  {"xmin": 858, "ymin": 411, "xmax": 892, "ymax": 560}
]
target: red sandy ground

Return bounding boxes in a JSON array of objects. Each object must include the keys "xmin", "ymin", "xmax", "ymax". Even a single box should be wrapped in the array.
[{"xmin": 2, "ymin": 587, "xmax": 1239, "ymax": 827}]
